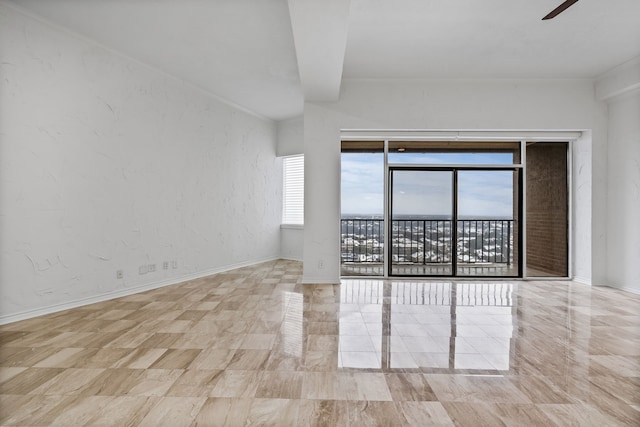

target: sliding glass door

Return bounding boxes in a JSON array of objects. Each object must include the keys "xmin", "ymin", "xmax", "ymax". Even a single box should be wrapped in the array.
[
  {"xmin": 389, "ymin": 168, "xmax": 521, "ymax": 278},
  {"xmin": 457, "ymin": 170, "xmax": 520, "ymax": 277},
  {"xmin": 389, "ymin": 170, "xmax": 453, "ymax": 276}
]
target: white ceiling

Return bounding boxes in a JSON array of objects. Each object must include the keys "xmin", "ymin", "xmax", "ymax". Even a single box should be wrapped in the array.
[
  {"xmin": 6, "ymin": 0, "xmax": 640, "ymax": 121},
  {"xmin": 344, "ymin": 0, "xmax": 640, "ymax": 79}
]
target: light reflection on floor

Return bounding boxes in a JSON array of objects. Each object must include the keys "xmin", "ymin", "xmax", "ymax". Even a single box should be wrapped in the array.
[
  {"xmin": 4, "ymin": 260, "xmax": 639, "ymax": 426},
  {"xmin": 338, "ymin": 280, "xmax": 515, "ymax": 372}
]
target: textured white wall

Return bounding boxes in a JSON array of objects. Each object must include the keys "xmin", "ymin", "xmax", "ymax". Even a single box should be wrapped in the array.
[
  {"xmin": 277, "ymin": 116, "xmax": 304, "ymax": 260},
  {"xmin": 276, "ymin": 116, "xmax": 304, "ymax": 157},
  {"xmin": 572, "ymin": 131, "xmax": 594, "ymax": 284},
  {"xmin": 303, "ymin": 79, "xmax": 607, "ymax": 284},
  {"xmin": 596, "ymin": 57, "xmax": 640, "ymax": 294},
  {"xmin": 606, "ymin": 92, "xmax": 640, "ymax": 294},
  {"xmin": 280, "ymin": 227, "xmax": 304, "ymax": 261},
  {"xmin": 0, "ymin": 5, "xmax": 282, "ymax": 321}
]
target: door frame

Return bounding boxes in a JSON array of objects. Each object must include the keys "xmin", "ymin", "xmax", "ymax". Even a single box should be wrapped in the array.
[{"xmin": 339, "ymin": 134, "xmax": 576, "ymax": 280}]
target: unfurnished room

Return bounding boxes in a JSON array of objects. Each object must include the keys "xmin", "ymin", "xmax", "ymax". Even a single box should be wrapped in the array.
[{"xmin": 1, "ymin": 0, "xmax": 639, "ymax": 425}]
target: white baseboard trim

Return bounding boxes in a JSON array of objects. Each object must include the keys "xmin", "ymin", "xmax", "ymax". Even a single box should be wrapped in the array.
[
  {"xmin": 302, "ymin": 276, "xmax": 340, "ymax": 285},
  {"xmin": 0, "ymin": 256, "xmax": 279, "ymax": 325},
  {"xmin": 572, "ymin": 276, "xmax": 592, "ymax": 286},
  {"xmin": 577, "ymin": 279, "xmax": 640, "ymax": 296},
  {"xmin": 608, "ymin": 285, "xmax": 640, "ymax": 295},
  {"xmin": 280, "ymin": 256, "xmax": 303, "ymax": 262}
]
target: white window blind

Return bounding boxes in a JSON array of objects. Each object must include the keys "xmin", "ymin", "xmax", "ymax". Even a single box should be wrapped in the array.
[{"xmin": 282, "ymin": 155, "xmax": 304, "ymax": 225}]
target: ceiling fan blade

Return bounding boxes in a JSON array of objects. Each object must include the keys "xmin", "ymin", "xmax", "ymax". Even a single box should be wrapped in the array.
[{"xmin": 542, "ymin": 0, "xmax": 579, "ymax": 20}]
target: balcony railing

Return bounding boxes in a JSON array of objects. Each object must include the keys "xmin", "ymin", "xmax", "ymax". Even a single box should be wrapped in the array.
[{"xmin": 341, "ymin": 218, "xmax": 514, "ymax": 265}]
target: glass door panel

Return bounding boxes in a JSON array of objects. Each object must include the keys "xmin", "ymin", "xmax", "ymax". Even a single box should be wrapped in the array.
[
  {"xmin": 390, "ymin": 170, "xmax": 453, "ymax": 276},
  {"xmin": 456, "ymin": 170, "xmax": 520, "ymax": 277},
  {"xmin": 340, "ymin": 149, "xmax": 384, "ymax": 276}
]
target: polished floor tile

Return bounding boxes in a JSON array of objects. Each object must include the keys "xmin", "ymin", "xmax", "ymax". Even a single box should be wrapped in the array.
[{"xmin": 1, "ymin": 260, "xmax": 639, "ymax": 426}]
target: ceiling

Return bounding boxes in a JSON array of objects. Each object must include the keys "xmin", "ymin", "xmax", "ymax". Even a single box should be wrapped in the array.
[
  {"xmin": 345, "ymin": 0, "xmax": 640, "ymax": 79},
  {"xmin": 6, "ymin": 0, "xmax": 640, "ymax": 121}
]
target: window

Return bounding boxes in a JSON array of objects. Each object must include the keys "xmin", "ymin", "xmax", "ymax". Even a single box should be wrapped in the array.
[
  {"xmin": 282, "ymin": 155, "xmax": 304, "ymax": 225},
  {"xmin": 341, "ymin": 141, "xmax": 522, "ymax": 278}
]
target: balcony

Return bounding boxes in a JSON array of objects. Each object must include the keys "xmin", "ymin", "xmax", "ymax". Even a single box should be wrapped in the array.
[{"xmin": 341, "ymin": 218, "xmax": 516, "ymax": 277}]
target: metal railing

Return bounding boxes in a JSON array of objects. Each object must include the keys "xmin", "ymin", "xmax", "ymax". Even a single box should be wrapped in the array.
[
  {"xmin": 341, "ymin": 219, "xmax": 385, "ymax": 263},
  {"xmin": 341, "ymin": 218, "xmax": 513, "ymax": 265}
]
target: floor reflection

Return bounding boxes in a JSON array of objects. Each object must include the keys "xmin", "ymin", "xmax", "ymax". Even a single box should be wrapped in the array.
[
  {"xmin": 337, "ymin": 280, "xmax": 515, "ymax": 372},
  {"xmin": 282, "ymin": 291, "xmax": 303, "ymax": 357},
  {"xmin": 4, "ymin": 259, "xmax": 639, "ymax": 426}
]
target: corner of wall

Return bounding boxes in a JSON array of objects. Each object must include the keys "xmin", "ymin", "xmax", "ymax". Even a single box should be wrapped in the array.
[
  {"xmin": 595, "ymin": 55, "xmax": 640, "ymax": 102},
  {"xmin": 276, "ymin": 115, "xmax": 304, "ymax": 157}
]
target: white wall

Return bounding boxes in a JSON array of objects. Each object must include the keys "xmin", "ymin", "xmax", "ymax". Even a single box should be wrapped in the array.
[
  {"xmin": 605, "ymin": 91, "xmax": 640, "ymax": 294},
  {"xmin": 594, "ymin": 57, "xmax": 640, "ymax": 295},
  {"xmin": 572, "ymin": 130, "xmax": 594, "ymax": 284},
  {"xmin": 280, "ymin": 226, "xmax": 304, "ymax": 261},
  {"xmin": 0, "ymin": 5, "xmax": 282, "ymax": 322},
  {"xmin": 277, "ymin": 116, "xmax": 304, "ymax": 261},
  {"xmin": 595, "ymin": 56, "xmax": 640, "ymax": 293},
  {"xmin": 303, "ymin": 79, "xmax": 608, "ymax": 284},
  {"xmin": 277, "ymin": 116, "xmax": 304, "ymax": 156}
]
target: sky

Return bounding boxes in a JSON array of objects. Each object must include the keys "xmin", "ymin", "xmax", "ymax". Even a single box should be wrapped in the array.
[{"xmin": 341, "ymin": 152, "xmax": 515, "ymax": 218}]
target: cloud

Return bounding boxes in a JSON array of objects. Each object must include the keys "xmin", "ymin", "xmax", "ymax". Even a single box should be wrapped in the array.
[
  {"xmin": 341, "ymin": 154, "xmax": 384, "ymax": 214},
  {"xmin": 341, "ymin": 154, "xmax": 516, "ymax": 218}
]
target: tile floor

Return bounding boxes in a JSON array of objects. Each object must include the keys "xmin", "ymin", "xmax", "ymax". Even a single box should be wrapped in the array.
[{"xmin": 1, "ymin": 260, "xmax": 639, "ymax": 426}]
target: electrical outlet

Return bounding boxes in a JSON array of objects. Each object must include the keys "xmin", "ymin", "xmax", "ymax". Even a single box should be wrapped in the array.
[
  {"xmin": 318, "ymin": 259, "xmax": 324, "ymax": 270},
  {"xmin": 116, "ymin": 270, "xmax": 123, "ymax": 279},
  {"xmin": 139, "ymin": 265, "xmax": 148, "ymax": 275},
  {"xmin": 163, "ymin": 261, "xmax": 168, "ymax": 270},
  {"xmin": 172, "ymin": 260, "xmax": 178, "ymax": 269},
  {"xmin": 148, "ymin": 263, "xmax": 156, "ymax": 272}
]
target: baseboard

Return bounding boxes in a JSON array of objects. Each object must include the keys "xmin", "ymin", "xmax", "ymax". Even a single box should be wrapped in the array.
[
  {"xmin": 607, "ymin": 284, "xmax": 640, "ymax": 295},
  {"xmin": 302, "ymin": 276, "xmax": 340, "ymax": 285},
  {"xmin": 572, "ymin": 276, "xmax": 592, "ymax": 286},
  {"xmin": 576, "ymin": 278, "xmax": 640, "ymax": 295},
  {"xmin": 280, "ymin": 256, "xmax": 303, "ymax": 262},
  {"xmin": 0, "ymin": 256, "xmax": 279, "ymax": 325}
]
